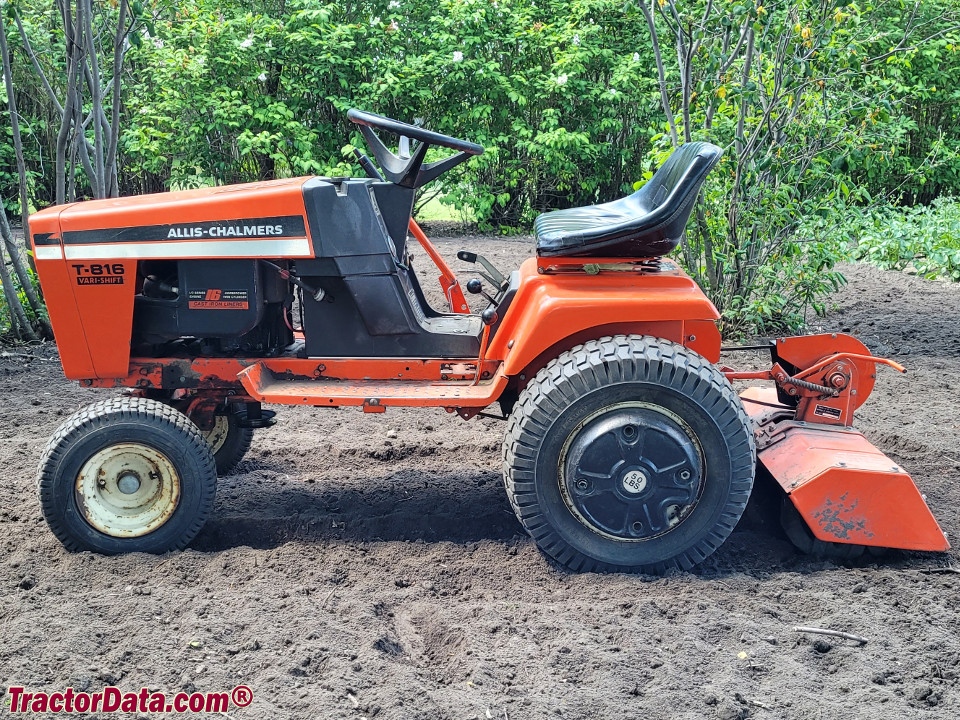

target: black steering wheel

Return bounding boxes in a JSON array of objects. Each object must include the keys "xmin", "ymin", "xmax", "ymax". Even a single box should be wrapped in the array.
[
  {"xmin": 348, "ymin": 109, "xmax": 484, "ymax": 156},
  {"xmin": 347, "ymin": 109, "xmax": 484, "ymax": 189}
]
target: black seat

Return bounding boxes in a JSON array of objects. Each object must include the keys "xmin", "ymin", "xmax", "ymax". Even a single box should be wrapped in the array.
[{"xmin": 535, "ymin": 142, "xmax": 722, "ymax": 258}]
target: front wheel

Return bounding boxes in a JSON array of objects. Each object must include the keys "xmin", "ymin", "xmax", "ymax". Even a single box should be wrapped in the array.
[
  {"xmin": 38, "ymin": 398, "xmax": 217, "ymax": 554},
  {"xmin": 502, "ymin": 335, "xmax": 756, "ymax": 574},
  {"xmin": 201, "ymin": 411, "xmax": 254, "ymax": 475}
]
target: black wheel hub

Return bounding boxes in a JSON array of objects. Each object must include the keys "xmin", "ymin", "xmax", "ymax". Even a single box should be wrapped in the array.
[
  {"xmin": 234, "ymin": 407, "xmax": 277, "ymax": 429},
  {"xmin": 560, "ymin": 403, "xmax": 704, "ymax": 540}
]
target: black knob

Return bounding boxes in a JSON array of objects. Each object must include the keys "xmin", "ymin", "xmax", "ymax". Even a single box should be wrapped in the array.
[
  {"xmin": 466, "ymin": 278, "xmax": 483, "ymax": 294},
  {"xmin": 481, "ymin": 307, "xmax": 498, "ymax": 326}
]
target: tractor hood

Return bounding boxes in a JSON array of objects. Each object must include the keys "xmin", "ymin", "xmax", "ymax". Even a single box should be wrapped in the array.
[
  {"xmin": 28, "ymin": 178, "xmax": 317, "ymax": 381},
  {"xmin": 32, "ymin": 177, "xmax": 314, "ymax": 260}
]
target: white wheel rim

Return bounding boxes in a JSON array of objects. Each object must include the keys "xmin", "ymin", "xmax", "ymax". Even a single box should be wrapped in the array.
[
  {"xmin": 202, "ymin": 415, "xmax": 230, "ymax": 454},
  {"xmin": 75, "ymin": 443, "xmax": 181, "ymax": 538}
]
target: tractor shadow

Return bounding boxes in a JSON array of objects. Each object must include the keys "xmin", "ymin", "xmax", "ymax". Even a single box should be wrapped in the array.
[
  {"xmin": 190, "ymin": 467, "xmax": 524, "ymax": 551},
  {"xmin": 189, "ymin": 462, "xmax": 910, "ymax": 575}
]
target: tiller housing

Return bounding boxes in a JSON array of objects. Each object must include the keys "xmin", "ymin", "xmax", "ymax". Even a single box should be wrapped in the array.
[
  {"xmin": 727, "ymin": 335, "xmax": 946, "ymax": 553},
  {"xmin": 29, "ymin": 110, "xmax": 948, "ymax": 572}
]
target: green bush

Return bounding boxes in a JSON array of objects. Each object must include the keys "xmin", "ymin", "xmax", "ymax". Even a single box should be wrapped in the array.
[
  {"xmin": 120, "ymin": 0, "xmax": 661, "ymax": 228},
  {"xmin": 0, "ymin": 122, "xmax": 18, "ymax": 214},
  {"xmin": 848, "ymin": 198, "xmax": 960, "ymax": 280},
  {"xmin": 0, "ymin": 102, "xmax": 44, "ymax": 216},
  {"xmin": 846, "ymin": 0, "xmax": 960, "ymax": 205},
  {"xmin": 122, "ymin": 7, "xmax": 324, "ymax": 189}
]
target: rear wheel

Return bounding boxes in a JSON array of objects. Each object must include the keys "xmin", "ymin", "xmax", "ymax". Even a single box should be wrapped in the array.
[
  {"xmin": 38, "ymin": 398, "xmax": 216, "ymax": 554},
  {"xmin": 502, "ymin": 335, "xmax": 755, "ymax": 574}
]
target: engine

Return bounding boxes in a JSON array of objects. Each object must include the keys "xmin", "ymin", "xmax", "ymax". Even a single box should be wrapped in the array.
[{"xmin": 132, "ymin": 259, "xmax": 293, "ymax": 356}]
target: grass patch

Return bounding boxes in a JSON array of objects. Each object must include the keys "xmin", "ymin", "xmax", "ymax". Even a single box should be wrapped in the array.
[
  {"xmin": 415, "ymin": 194, "xmax": 474, "ymax": 224},
  {"xmin": 846, "ymin": 198, "xmax": 960, "ymax": 280}
]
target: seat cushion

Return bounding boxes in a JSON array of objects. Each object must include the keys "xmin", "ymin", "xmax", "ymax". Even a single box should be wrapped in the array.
[{"xmin": 535, "ymin": 142, "xmax": 722, "ymax": 258}]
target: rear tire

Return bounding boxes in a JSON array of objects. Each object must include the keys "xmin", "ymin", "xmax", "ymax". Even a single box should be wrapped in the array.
[
  {"xmin": 502, "ymin": 335, "xmax": 755, "ymax": 574},
  {"xmin": 38, "ymin": 397, "xmax": 217, "ymax": 554}
]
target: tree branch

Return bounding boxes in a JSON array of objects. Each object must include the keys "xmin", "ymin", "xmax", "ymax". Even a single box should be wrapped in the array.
[
  {"xmin": 106, "ymin": 0, "xmax": 132, "ymax": 197},
  {"xmin": 13, "ymin": 9, "xmax": 64, "ymax": 115},
  {"xmin": 640, "ymin": 0, "xmax": 679, "ymax": 146}
]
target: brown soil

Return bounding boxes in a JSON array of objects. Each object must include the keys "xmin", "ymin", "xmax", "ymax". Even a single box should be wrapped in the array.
[{"xmin": 1, "ymin": 237, "xmax": 958, "ymax": 719}]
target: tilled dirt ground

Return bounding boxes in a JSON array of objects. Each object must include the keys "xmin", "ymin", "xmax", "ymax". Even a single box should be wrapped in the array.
[{"xmin": 1, "ymin": 235, "xmax": 958, "ymax": 719}]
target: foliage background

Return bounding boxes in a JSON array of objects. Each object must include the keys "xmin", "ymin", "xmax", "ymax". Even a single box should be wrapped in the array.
[{"xmin": 2, "ymin": 0, "xmax": 959, "ymax": 335}]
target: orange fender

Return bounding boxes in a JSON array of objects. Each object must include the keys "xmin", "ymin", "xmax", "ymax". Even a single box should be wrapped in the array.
[{"xmin": 486, "ymin": 258, "xmax": 723, "ymax": 376}]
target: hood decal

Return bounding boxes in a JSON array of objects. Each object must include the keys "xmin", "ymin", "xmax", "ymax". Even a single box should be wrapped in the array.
[{"xmin": 62, "ymin": 215, "xmax": 307, "ymax": 245}]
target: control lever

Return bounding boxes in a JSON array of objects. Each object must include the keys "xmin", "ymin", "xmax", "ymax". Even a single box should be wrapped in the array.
[
  {"xmin": 354, "ymin": 148, "xmax": 385, "ymax": 181},
  {"xmin": 466, "ymin": 278, "xmax": 497, "ymax": 305},
  {"xmin": 480, "ymin": 306, "xmax": 498, "ymax": 326},
  {"xmin": 466, "ymin": 279, "xmax": 499, "ymax": 326},
  {"xmin": 457, "ymin": 251, "xmax": 505, "ymax": 288}
]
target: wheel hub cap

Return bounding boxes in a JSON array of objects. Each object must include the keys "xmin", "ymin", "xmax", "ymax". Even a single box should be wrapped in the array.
[
  {"xmin": 117, "ymin": 473, "xmax": 141, "ymax": 495},
  {"xmin": 621, "ymin": 469, "xmax": 648, "ymax": 494},
  {"xmin": 75, "ymin": 443, "xmax": 181, "ymax": 538},
  {"xmin": 559, "ymin": 402, "xmax": 705, "ymax": 541}
]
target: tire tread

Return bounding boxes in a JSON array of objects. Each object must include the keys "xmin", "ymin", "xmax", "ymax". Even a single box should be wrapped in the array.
[
  {"xmin": 502, "ymin": 335, "xmax": 755, "ymax": 574},
  {"xmin": 37, "ymin": 397, "xmax": 216, "ymax": 553}
]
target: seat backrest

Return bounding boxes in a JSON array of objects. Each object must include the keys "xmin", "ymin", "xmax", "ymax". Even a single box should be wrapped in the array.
[
  {"xmin": 533, "ymin": 140, "xmax": 723, "ymax": 258},
  {"xmin": 639, "ymin": 141, "xmax": 723, "ymax": 212}
]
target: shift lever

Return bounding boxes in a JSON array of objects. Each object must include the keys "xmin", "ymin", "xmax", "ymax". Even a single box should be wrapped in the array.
[{"xmin": 466, "ymin": 278, "xmax": 496, "ymax": 305}]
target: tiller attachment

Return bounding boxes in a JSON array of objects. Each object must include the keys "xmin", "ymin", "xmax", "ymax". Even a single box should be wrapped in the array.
[{"xmin": 726, "ymin": 334, "xmax": 949, "ymax": 552}]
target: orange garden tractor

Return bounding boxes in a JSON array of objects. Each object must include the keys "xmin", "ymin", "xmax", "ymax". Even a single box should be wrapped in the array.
[{"xmin": 30, "ymin": 110, "xmax": 948, "ymax": 572}]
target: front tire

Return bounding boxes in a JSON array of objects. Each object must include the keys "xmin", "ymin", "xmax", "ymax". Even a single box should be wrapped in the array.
[
  {"xmin": 502, "ymin": 335, "xmax": 755, "ymax": 574},
  {"xmin": 38, "ymin": 398, "xmax": 217, "ymax": 554},
  {"xmin": 201, "ymin": 411, "xmax": 254, "ymax": 475}
]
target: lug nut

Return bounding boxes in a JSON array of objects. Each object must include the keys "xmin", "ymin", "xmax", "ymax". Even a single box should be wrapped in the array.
[
  {"xmin": 575, "ymin": 479, "xmax": 589, "ymax": 491},
  {"xmin": 679, "ymin": 469, "xmax": 691, "ymax": 481}
]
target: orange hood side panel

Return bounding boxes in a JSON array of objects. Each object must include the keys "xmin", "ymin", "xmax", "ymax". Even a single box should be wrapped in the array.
[
  {"xmin": 67, "ymin": 257, "xmax": 138, "ymax": 379},
  {"xmin": 57, "ymin": 178, "xmax": 311, "ymax": 232},
  {"xmin": 488, "ymin": 258, "xmax": 722, "ymax": 376},
  {"xmin": 30, "ymin": 208, "xmax": 96, "ymax": 379}
]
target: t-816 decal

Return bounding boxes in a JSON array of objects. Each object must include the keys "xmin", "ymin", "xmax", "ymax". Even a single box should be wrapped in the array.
[{"xmin": 71, "ymin": 263, "xmax": 125, "ymax": 285}]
